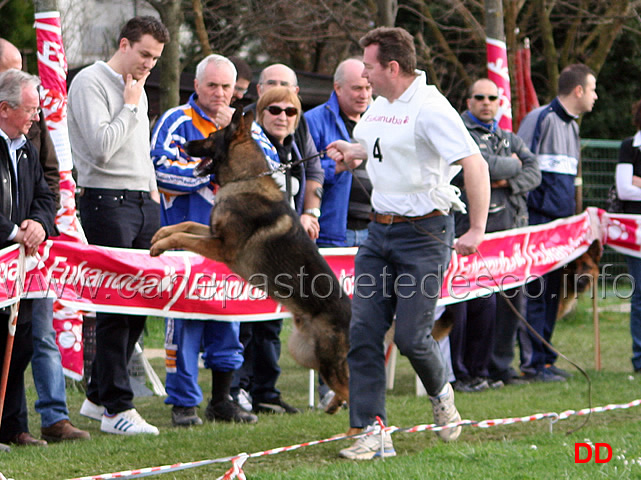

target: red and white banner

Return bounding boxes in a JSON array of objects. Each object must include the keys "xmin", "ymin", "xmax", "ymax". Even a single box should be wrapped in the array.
[
  {"xmin": 0, "ymin": 207, "xmax": 634, "ymax": 379},
  {"xmin": 35, "ymin": 11, "xmax": 87, "ymax": 379},
  {"xmin": 0, "ymin": 208, "xmax": 613, "ymax": 316},
  {"xmin": 486, "ymin": 37, "xmax": 512, "ymax": 132}
]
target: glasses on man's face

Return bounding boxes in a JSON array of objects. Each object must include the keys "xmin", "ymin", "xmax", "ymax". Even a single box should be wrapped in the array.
[
  {"xmin": 234, "ymin": 85, "xmax": 248, "ymax": 95},
  {"xmin": 16, "ymin": 105, "xmax": 41, "ymax": 120},
  {"xmin": 472, "ymin": 94, "xmax": 498, "ymax": 102},
  {"xmin": 265, "ymin": 105, "xmax": 298, "ymax": 117},
  {"xmin": 262, "ymin": 79, "xmax": 293, "ymax": 88}
]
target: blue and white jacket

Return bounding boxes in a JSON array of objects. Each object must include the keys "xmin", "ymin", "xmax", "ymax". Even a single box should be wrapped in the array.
[
  {"xmin": 150, "ymin": 94, "xmax": 218, "ymax": 226},
  {"xmin": 517, "ymin": 97, "xmax": 579, "ymax": 223},
  {"xmin": 305, "ymin": 92, "xmax": 354, "ymax": 246}
]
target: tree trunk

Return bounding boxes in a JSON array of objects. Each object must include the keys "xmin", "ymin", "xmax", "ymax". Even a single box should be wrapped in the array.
[
  {"xmin": 148, "ymin": 0, "xmax": 183, "ymax": 112},
  {"xmin": 485, "ymin": 0, "xmax": 504, "ymax": 41},
  {"xmin": 33, "ymin": 0, "xmax": 57, "ymax": 10},
  {"xmin": 376, "ymin": 0, "xmax": 397, "ymax": 27},
  {"xmin": 192, "ymin": 0, "xmax": 212, "ymax": 57}
]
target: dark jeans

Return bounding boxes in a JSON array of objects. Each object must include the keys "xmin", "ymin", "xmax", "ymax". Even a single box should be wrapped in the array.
[
  {"xmin": 520, "ymin": 269, "xmax": 562, "ymax": 374},
  {"xmin": 231, "ymin": 319, "xmax": 283, "ymax": 404},
  {"xmin": 489, "ymin": 288, "xmax": 525, "ymax": 381},
  {"xmin": 0, "ymin": 313, "xmax": 33, "ymax": 442},
  {"xmin": 625, "ymin": 255, "xmax": 641, "ymax": 371},
  {"xmin": 448, "ymin": 294, "xmax": 496, "ymax": 381},
  {"xmin": 348, "ymin": 215, "xmax": 453, "ymax": 428},
  {"xmin": 79, "ymin": 188, "xmax": 160, "ymax": 413}
]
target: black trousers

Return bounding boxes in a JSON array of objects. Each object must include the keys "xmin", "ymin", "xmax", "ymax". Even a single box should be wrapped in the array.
[
  {"xmin": 448, "ymin": 294, "xmax": 496, "ymax": 381},
  {"xmin": 0, "ymin": 310, "xmax": 33, "ymax": 442},
  {"xmin": 79, "ymin": 188, "xmax": 160, "ymax": 413},
  {"xmin": 231, "ymin": 319, "xmax": 283, "ymax": 404}
]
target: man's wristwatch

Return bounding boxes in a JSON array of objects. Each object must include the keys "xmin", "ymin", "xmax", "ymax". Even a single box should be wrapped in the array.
[
  {"xmin": 303, "ymin": 208, "xmax": 321, "ymax": 218},
  {"xmin": 124, "ymin": 103, "xmax": 138, "ymax": 114}
]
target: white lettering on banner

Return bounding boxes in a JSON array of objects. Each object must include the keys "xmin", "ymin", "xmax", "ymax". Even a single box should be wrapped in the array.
[
  {"xmin": 0, "ymin": 208, "xmax": 631, "ymax": 316},
  {"xmin": 454, "ymin": 243, "xmax": 529, "ymax": 280},
  {"xmin": 338, "ymin": 269, "xmax": 355, "ymax": 296},
  {"xmin": 37, "ymin": 40, "xmax": 66, "ymax": 78},
  {"xmin": 526, "ymin": 236, "xmax": 587, "ymax": 266}
]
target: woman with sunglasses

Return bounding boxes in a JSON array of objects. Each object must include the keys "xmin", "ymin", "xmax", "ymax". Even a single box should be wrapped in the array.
[
  {"xmin": 240, "ymin": 86, "xmax": 320, "ymax": 416},
  {"xmin": 252, "ymin": 87, "xmax": 309, "ymax": 217}
]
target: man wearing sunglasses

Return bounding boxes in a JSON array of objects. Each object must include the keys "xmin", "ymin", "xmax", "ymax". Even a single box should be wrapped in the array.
[
  {"xmin": 447, "ymin": 78, "xmax": 540, "ymax": 393},
  {"xmin": 151, "ymin": 54, "xmax": 257, "ymax": 427}
]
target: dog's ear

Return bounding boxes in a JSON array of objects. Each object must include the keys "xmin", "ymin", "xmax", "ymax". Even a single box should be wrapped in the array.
[
  {"xmin": 243, "ymin": 109, "xmax": 255, "ymax": 127},
  {"xmin": 228, "ymin": 107, "xmax": 244, "ymax": 134}
]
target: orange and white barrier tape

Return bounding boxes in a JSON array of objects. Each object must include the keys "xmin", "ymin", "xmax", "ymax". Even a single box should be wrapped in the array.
[{"xmin": 65, "ymin": 397, "xmax": 641, "ymax": 480}]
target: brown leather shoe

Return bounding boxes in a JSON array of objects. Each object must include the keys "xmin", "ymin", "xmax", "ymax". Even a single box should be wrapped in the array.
[
  {"xmin": 41, "ymin": 419, "xmax": 90, "ymax": 442},
  {"xmin": 10, "ymin": 432, "xmax": 47, "ymax": 446}
]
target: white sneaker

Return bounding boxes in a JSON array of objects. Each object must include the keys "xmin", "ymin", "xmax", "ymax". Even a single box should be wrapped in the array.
[
  {"xmin": 79, "ymin": 399, "xmax": 104, "ymax": 422},
  {"xmin": 100, "ymin": 409, "xmax": 159, "ymax": 436},
  {"xmin": 339, "ymin": 424, "xmax": 396, "ymax": 460},
  {"xmin": 237, "ymin": 389, "xmax": 253, "ymax": 413},
  {"xmin": 430, "ymin": 382, "xmax": 462, "ymax": 442}
]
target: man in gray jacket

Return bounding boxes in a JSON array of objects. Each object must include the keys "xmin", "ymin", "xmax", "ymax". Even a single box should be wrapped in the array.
[
  {"xmin": 68, "ymin": 16, "xmax": 169, "ymax": 436},
  {"xmin": 449, "ymin": 78, "xmax": 541, "ymax": 389}
]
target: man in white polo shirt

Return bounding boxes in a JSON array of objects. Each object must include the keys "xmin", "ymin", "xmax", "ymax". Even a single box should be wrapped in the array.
[{"xmin": 326, "ymin": 26, "xmax": 490, "ymax": 460}]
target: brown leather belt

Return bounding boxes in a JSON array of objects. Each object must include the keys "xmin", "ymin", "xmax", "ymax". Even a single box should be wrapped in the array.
[{"xmin": 370, "ymin": 210, "xmax": 443, "ymax": 225}]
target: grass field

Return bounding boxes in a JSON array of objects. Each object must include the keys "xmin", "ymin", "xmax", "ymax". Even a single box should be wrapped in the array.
[{"xmin": 2, "ymin": 287, "xmax": 641, "ymax": 479}]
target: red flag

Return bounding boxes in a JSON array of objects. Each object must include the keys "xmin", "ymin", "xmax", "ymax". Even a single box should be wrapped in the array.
[
  {"xmin": 486, "ymin": 37, "xmax": 512, "ymax": 132},
  {"xmin": 515, "ymin": 38, "xmax": 540, "ymax": 128},
  {"xmin": 35, "ymin": 11, "xmax": 87, "ymax": 380}
]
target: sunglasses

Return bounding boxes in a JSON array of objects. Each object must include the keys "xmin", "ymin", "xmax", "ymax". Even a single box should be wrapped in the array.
[
  {"xmin": 472, "ymin": 94, "xmax": 499, "ymax": 101},
  {"xmin": 265, "ymin": 105, "xmax": 298, "ymax": 117}
]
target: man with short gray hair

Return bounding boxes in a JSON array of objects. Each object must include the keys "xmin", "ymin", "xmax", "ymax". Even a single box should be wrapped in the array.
[
  {"xmin": 151, "ymin": 53, "xmax": 257, "ymax": 426},
  {"xmin": 0, "ymin": 69, "xmax": 57, "ymax": 448}
]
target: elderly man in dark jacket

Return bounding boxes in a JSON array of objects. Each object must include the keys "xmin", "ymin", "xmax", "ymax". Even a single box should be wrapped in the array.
[
  {"xmin": 0, "ymin": 69, "xmax": 57, "ymax": 449},
  {"xmin": 447, "ymin": 78, "xmax": 541, "ymax": 392}
]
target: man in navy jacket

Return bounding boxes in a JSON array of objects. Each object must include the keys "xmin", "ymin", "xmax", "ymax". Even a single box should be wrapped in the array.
[
  {"xmin": 0, "ymin": 69, "xmax": 56, "ymax": 448},
  {"xmin": 517, "ymin": 64, "xmax": 597, "ymax": 381},
  {"xmin": 305, "ymin": 58, "xmax": 372, "ymax": 248}
]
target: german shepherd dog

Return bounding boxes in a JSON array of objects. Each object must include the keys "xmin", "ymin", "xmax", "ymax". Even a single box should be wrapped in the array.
[
  {"xmin": 150, "ymin": 108, "xmax": 351, "ymax": 414},
  {"xmin": 557, "ymin": 240, "xmax": 602, "ymax": 320}
]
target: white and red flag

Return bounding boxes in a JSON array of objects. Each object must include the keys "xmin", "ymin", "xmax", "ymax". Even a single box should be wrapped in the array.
[
  {"xmin": 35, "ymin": 11, "xmax": 87, "ymax": 380},
  {"xmin": 486, "ymin": 37, "xmax": 512, "ymax": 132}
]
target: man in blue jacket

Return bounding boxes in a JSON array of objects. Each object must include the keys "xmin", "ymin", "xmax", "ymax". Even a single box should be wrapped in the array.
[
  {"xmin": 517, "ymin": 64, "xmax": 597, "ymax": 381},
  {"xmin": 151, "ymin": 54, "xmax": 257, "ymax": 426},
  {"xmin": 305, "ymin": 58, "xmax": 372, "ymax": 248}
]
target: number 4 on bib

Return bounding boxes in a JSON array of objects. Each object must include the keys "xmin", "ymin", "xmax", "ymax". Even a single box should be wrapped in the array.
[{"xmin": 373, "ymin": 138, "xmax": 383, "ymax": 162}]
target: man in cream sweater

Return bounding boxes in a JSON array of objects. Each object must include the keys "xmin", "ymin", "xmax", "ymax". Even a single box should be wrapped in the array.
[{"xmin": 68, "ymin": 16, "xmax": 169, "ymax": 436}]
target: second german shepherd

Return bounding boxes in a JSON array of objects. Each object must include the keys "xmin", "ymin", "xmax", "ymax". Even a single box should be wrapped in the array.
[{"xmin": 150, "ymin": 108, "xmax": 351, "ymax": 414}]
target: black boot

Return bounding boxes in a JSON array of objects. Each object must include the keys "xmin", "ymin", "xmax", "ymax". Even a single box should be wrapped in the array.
[{"xmin": 205, "ymin": 370, "xmax": 258, "ymax": 424}]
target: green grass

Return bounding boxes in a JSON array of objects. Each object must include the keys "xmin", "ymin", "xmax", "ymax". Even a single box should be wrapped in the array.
[{"xmin": 3, "ymin": 289, "xmax": 641, "ymax": 479}]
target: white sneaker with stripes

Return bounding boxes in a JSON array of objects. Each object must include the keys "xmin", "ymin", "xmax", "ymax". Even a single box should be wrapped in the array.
[
  {"xmin": 100, "ymin": 408, "xmax": 159, "ymax": 436},
  {"xmin": 79, "ymin": 398, "xmax": 104, "ymax": 421}
]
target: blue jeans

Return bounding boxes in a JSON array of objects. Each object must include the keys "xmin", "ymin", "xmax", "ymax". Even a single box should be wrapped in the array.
[
  {"xmin": 625, "ymin": 256, "xmax": 641, "ymax": 371},
  {"xmin": 348, "ymin": 215, "xmax": 454, "ymax": 428},
  {"xmin": 345, "ymin": 228, "xmax": 369, "ymax": 247},
  {"xmin": 31, "ymin": 298, "xmax": 69, "ymax": 428},
  {"xmin": 165, "ymin": 318, "xmax": 243, "ymax": 407}
]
